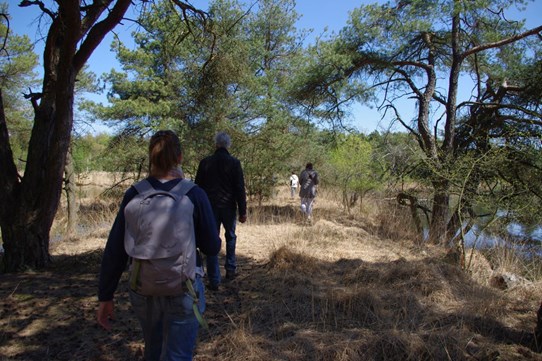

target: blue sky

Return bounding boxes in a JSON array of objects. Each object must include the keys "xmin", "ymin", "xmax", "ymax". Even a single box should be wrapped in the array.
[{"xmin": 6, "ymin": 0, "xmax": 542, "ymax": 134}]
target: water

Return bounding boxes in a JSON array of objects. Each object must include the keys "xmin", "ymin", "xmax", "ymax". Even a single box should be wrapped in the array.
[
  {"xmin": 461, "ymin": 216, "xmax": 542, "ymax": 257},
  {"xmin": 421, "ymin": 206, "xmax": 542, "ymax": 256}
]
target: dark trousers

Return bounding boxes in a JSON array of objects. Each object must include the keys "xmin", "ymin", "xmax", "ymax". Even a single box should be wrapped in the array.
[{"xmin": 206, "ymin": 207, "xmax": 237, "ymax": 285}]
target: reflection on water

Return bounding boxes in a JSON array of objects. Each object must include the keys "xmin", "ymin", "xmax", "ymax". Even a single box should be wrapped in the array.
[
  {"xmin": 460, "ymin": 215, "xmax": 542, "ymax": 257},
  {"xmin": 421, "ymin": 207, "xmax": 542, "ymax": 256},
  {"xmin": 464, "ymin": 223, "xmax": 542, "ymax": 247}
]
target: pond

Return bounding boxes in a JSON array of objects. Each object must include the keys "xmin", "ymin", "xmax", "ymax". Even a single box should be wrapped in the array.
[
  {"xmin": 461, "ymin": 213, "xmax": 542, "ymax": 257},
  {"xmin": 419, "ymin": 204, "xmax": 542, "ymax": 257}
]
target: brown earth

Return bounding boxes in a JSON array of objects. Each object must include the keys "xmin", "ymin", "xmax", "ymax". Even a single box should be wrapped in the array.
[{"xmin": 1, "ymin": 189, "xmax": 542, "ymax": 360}]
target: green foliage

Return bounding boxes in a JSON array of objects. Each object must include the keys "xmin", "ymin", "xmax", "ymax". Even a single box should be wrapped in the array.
[
  {"xmin": 326, "ymin": 133, "xmax": 379, "ymax": 211},
  {"xmin": 101, "ymin": 133, "xmax": 148, "ymax": 177},
  {"xmin": 290, "ymin": 38, "xmax": 373, "ymax": 128},
  {"xmin": 231, "ymin": 0, "xmax": 313, "ymax": 201},
  {"xmin": 83, "ymin": 0, "xmax": 213, "ymax": 130},
  {"xmin": 83, "ymin": 0, "xmax": 316, "ymax": 201},
  {"xmin": 0, "ymin": 4, "xmax": 39, "ymax": 169},
  {"xmin": 367, "ymin": 131, "xmax": 426, "ymax": 189},
  {"xmin": 55, "ymin": 0, "xmax": 542, "ymax": 247},
  {"xmin": 71, "ymin": 133, "xmax": 111, "ymax": 173},
  {"xmin": 484, "ymin": 145, "xmax": 542, "ymax": 228},
  {"xmin": 238, "ymin": 119, "xmax": 324, "ymax": 204},
  {"xmin": 296, "ymin": 0, "xmax": 542, "ymax": 244}
]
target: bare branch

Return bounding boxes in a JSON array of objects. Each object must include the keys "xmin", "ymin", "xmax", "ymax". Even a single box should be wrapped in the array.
[
  {"xmin": 18, "ymin": 0, "xmax": 55, "ymax": 19},
  {"xmin": 391, "ymin": 67, "xmax": 424, "ymax": 99},
  {"xmin": 23, "ymin": 88, "xmax": 42, "ymax": 111},
  {"xmin": 462, "ymin": 25, "xmax": 542, "ymax": 59},
  {"xmin": 461, "ymin": 101, "xmax": 542, "ymax": 124},
  {"xmin": 390, "ymin": 60, "xmax": 432, "ymax": 72},
  {"xmin": 384, "ymin": 103, "xmax": 424, "ymax": 149},
  {"xmin": 169, "ymin": 0, "xmax": 208, "ymax": 20},
  {"xmin": 0, "ymin": 13, "xmax": 9, "ymax": 54},
  {"xmin": 74, "ymin": 0, "xmax": 132, "ymax": 72}
]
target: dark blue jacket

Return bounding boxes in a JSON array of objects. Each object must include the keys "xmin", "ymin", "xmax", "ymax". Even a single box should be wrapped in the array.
[
  {"xmin": 98, "ymin": 177, "xmax": 221, "ymax": 301},
  {"xmin": 195, "ymin": 148, "xmax": 247, "ymax": 216},
  {"xmin": 299, "ymin": 168, "xmax": 319, "ymax": 198}
]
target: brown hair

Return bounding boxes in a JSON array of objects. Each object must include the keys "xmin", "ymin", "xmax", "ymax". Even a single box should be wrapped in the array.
[{"xmin": 148, "ymin": 130, "xmax": 182, "ymax": 177}]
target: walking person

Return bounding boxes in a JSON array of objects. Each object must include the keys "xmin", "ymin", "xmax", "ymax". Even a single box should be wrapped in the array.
[
  {"xmin": 195, "ymin": 131, "xmax": 247, "ymax": 290},
  {"xmin": 97, "ymin": 130, "xmax": 221, "ymax": 361},
  {"xmin": 289, "ymin": 171, "xmax": 299, "ymax": 199},
  {"xmin": 299, "ymin": 162, "xmax": 319, "ymax": 222}
]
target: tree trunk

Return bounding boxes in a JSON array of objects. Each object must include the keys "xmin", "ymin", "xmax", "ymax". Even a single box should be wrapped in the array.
[
  {"xmin": 428, "ymin": 181, "xmax": 451, "ymax": 245},
  {"xmin": 0, "ymin": 0, "xmax": 134, "ymax": 272},
  {"xmin": 1, "ymin": 80, "xmax": 75, "ymax": 270},
  {"xmin": 1, "ymin": 88, "xmax": 58, "ymax": 271},
  {"xmin": 397, "ymin": 192, "xmax": 423, "ymax": 237},
  {"xmin": 64, "ymin": 147, "xmax": 78, "ymax": 236},
  {"xmin": 1, "ymin": 219, "xmax": 52, "ymax": 270}
]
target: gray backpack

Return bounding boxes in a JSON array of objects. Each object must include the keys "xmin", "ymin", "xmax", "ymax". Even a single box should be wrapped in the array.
[{"xmin": 124, "ymin": 179, "xmax": 196, "ymax": 296}]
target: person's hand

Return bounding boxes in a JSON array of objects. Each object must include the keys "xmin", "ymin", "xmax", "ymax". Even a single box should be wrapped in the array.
[
  {"xmin": 97, "ymin": 300, "xmax": 115, "ymax": 331},
  {"xmin": 239, "ymin": 214, "xmax": 247, "ymax": 223}
]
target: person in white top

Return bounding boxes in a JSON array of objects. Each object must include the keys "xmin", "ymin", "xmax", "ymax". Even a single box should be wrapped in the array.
[{"xmin": 289, "ymin": 171, "xmax": 299, "ymax": 199}]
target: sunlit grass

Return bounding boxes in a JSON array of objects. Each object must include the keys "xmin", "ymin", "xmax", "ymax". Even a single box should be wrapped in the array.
[{"xmin": 2, "ymin": 176, "xmax": 540, "ymax": 360}]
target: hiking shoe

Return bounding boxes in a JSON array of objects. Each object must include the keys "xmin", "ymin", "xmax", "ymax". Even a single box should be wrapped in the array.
[{"xmin": 225, "ymin": 270, "xmax": 237, "ymax": 280}]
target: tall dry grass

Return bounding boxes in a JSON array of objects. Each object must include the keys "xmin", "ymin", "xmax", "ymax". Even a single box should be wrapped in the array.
[
  {"xmin": 195, "ymin": 186, "xmax": 542, "ymax": 360},
  {"xmin": 39, "ymin": 176, "xmax": 542, "ymax": 360}
]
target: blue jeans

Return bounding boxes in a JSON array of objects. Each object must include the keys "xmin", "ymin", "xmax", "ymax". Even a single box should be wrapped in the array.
[
  {"xmin": 129, "ymin": 276, "xmax": 205, "ymax": 361},
  {"xmin": 301, "ymin": 197, "xmax": 315, "ymax": 217},
  {"xmin": 206, "ymin": 207, "xmax": 237, "ymax": 285}
]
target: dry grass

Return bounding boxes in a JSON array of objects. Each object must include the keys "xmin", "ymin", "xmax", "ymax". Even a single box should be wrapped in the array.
[{"xmin": 1, "ymin": 183, "xmax": 542, "ymax": 360}]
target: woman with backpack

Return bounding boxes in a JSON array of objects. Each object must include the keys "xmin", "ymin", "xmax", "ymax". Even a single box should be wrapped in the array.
[{"xmin": 97, "ymin": 130, "xmax": 221, "ymax": 361}]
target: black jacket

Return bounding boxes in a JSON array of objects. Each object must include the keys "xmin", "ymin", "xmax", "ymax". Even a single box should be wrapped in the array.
[
  {"xmin": 299, "ymin": 168, "xmax": 319, "ymax": 198},
  {"xmin": 195, "ymin": 147, "xmax": 247, "ymax": 216}
]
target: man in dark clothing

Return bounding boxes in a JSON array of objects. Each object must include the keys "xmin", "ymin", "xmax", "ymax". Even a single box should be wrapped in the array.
[{"xmin": 195, "ymin": 132, "xmax": 247, "ymax": 290}]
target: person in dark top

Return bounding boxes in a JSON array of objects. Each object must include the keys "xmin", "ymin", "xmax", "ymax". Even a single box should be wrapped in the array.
[
  {"xmin": 195, "ymin": 131, "xmax": 247, "ymax": 290},
  {"xmin": 97, "ymin": 130, "xmax": 220, "ymax": 361},
  {"xmin": 299, "ymin": 162, "xmax": 319, "ymax": 222}
]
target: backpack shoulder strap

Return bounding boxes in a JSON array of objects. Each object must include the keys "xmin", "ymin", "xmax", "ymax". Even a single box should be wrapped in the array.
[
  {"xmin": 133, "ymin": 178, "xmax": 194, "ymax": 198},
  {"xmin": 133, "ymin": 179, "xmax": 154, "ymax": 194},
  {"xmin": 170, "ymin": 179, "xmax": 196, "ymax": 197}
]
